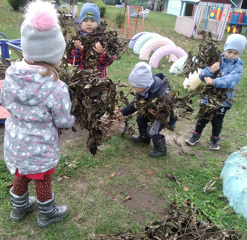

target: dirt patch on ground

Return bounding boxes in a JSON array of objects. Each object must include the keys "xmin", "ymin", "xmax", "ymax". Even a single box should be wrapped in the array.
[
  {"xmin": 0, "ymin": 118, "xmax": 206, "ymax": 223},
  {"xmin": 105, "ymin": 184, "xmax": 168, "ymax": 223}
]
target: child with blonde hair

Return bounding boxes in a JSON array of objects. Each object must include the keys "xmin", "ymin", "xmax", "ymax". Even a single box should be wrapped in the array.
[{"xmin": 1, "ymin": 0, "xmax": 75, "ymax": 227}]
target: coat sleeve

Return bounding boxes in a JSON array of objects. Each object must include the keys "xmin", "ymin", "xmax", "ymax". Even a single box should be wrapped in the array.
[
  {"xmin": 67, "ymin": 47, "xmax": 84, "ymax": 66},
  {"xmin": 199, "ymin": 67, "xmax": 214, "ymax": 82},
  {"xmin": 98, "ymin": 52, "xmax": 115, "ymax": 66},
  {"xmin": 212, "ymin": 63, "xmax": 243, "ymax": 89},
  {"xmin": 50, "ymin": 82, "xmax": 75, "ymax": 128},
  {"xmin": 121, "ymin": 100, "xmax": 136, "ymax": 116}
]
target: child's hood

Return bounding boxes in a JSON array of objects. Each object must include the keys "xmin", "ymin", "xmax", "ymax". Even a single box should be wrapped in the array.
[
  {"xmin": 220, "ymin": 53, "xmax": 243, "ymax": 63},
  {"xmin": 5, "ymin": 61, "xmax": 59, "ymax": 106}
]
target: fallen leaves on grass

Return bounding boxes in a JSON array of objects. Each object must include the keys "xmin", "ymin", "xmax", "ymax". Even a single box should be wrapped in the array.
[
  {"xmin": 123, "ymin": 196, "xmax": 131, "ymax": 201},
  {"xmin": 203, "ymin": 179, "xmax": 217, "ymax": 194},
  {"xmin": 57, "ymin": 176, "xmax": 70, "ymax": 183},
  {"xmin": 147, "ymin": 170, "xmax": 154, "ymax": 175},
  {"xmin": 167, "ymin": 173, "xmax": 181, "ymax": 186},
  {"xmin": 97, "ymin": 199, "xmax": 240, "ymax": 239},
  {"xmin": 108, "ymin": 172, "xmax": 116, "ymax": 179}
]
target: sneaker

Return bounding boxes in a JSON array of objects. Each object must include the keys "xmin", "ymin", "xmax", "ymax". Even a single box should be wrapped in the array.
[
  {"xmin": 185, "ymin": 132, "xmax": 201, "ymax": 146},
  {"xmin": 209, "ymin": 136, "xmax": 220, "ymax": 150}
]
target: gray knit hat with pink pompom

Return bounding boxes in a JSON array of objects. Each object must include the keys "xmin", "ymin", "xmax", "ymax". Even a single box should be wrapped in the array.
[{"xmin": 21, "ymin": 0, "xmax": 66, "ymax": 64}]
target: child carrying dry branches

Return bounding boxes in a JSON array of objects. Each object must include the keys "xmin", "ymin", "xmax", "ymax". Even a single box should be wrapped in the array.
[
  {"xmin": 186, "ymin": 34, "xmax": 247, "ymax": 150},
  {"xmin": 118, "ymin": 62, "xmax": 177, "ymax": 158},
  {"xmin": 67, "ymin": 3, "xmax": 115, "ymax": 78}
]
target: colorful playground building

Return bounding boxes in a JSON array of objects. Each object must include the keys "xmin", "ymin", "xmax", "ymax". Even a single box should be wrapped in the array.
[{"xmin": 174, "ymin": 0, "xmax": 247, "ymax": 40}]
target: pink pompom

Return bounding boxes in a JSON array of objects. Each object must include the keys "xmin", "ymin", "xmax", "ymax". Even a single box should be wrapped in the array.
[{"xmin": 24, "ymin": 0, "xmax": 58, "ymax": 31}]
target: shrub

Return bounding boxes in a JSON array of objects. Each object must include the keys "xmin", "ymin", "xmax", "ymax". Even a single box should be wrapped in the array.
[
  {"xmin": 115, "ymin": 12, "xmax": 123, "ymax": 28},
  {"xmin": 8, "ymin": 0, "xmax": 27, "ymax": 10},
  {"xmin": 94, "ymin": 0, "xmax": 106, "ymax": 18}
]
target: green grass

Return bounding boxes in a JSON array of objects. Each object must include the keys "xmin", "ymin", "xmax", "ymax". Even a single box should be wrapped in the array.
[{"xmin": 1, "ymin": 0, "xmax": 247, "ymax": 239}]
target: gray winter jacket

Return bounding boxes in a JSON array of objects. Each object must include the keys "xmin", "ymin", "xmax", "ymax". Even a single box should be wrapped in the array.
[{"xmin": 1, "ymin": 61, "xmax": 75, "ymax": 175}]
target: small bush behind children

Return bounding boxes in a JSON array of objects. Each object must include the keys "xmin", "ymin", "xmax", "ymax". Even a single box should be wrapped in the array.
[
  {"xmin": 119, "ymin": 62, "xmax": 178, "ymax": 158},
  {"xmin": 67, "ymin": 3, "xmax": 115, "ymax": 78},
  {"xmin": 186, "ymin": 33, "xmax": 247, "ymax": 150},
  {"xmin": 1, "ymin": 0, "xmax": 75, "ymax": 227}
]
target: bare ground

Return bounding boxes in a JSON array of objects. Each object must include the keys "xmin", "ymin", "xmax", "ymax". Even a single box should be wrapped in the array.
[{"xmin": 0, "ymin": 118, "xmax": 214, "ymax": 224}]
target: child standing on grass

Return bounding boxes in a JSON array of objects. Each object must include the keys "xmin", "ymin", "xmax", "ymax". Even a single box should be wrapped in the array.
[
  {"xmin": 119, "ymin": 62, "xmax": 177, "ymax": 158},
  {"xmin": 67, "ymin": 3, "xmax": 115, "ymax": 78},
  {"xmin": 1, "ymin": 0, "xmax": 75, "ymax": 227},
  {"xmin": 185, "ymin": 34, "xmax": 247, "ymax": 150}
]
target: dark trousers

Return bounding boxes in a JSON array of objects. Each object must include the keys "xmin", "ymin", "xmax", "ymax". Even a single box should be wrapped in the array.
[
  {"xmin": 195, "ymin": 107, "xmax": 228, "ymax": 137},
  {"xmin": 136, "ymin": 113, "xmax": 177, "ymax": 142}
]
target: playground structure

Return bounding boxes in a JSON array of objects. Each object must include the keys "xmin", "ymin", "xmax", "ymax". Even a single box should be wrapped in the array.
[
  {"xmin": 227, "ymin": 11, "xmax": 247, "ymax": 34},
  {"xmin": 0, "ymin": 33, "xmax": 21, "ymax": 123},
  {"xmin": 122, "ymin": 6, "xmax": 146, "ymax": 39},
  {"xmin": 129, "ymin": 31, "xmax": 198, "ymax": 90},
  {"xmin": 129, "ymin": 31, "xmax": 188, "ymax": 68},
  {"xmin": 169, "ymin": 56, "xmax": 188, "ymax": 75},
  {"xmin": 220, "ymin": 146, "xmax": 247, "ymax": 220},
  {"xmin": 175, "ymin": 1, "xmax": 231, "ymax": 41},
  {"xmin": 183, "ymin": 69, "xmax": 202, "ymax": 92},
  {"xmin": 0, "ymin": 80, "xmax": 10, "ymax": 123},
  {"xmin": 208, "ymin": 6, "xmax": 247, "ymax": 35},
  {"xmin": 169, "ymin": 56, "xmax": 203, "ymax": 92}
]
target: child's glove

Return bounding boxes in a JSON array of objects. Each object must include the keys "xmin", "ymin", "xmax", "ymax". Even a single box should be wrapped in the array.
[{"xmin": 149, "ymin": 119, "xmax": 161, "ymax": 136}]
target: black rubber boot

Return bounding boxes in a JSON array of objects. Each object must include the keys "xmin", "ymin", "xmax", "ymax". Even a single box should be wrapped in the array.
[
  {"xmin": 10, "ymin": 187, "xmax": 37, "ymax": 221},
  {"xmin": 148, "ymin": 135, "xmax": 167, "ymax": 158},
  {"xmin": 131, "ymin": 128, "xmax": 151, "ymax": 145}
]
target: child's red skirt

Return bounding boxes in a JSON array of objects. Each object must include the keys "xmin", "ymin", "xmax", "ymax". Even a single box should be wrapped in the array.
[{"xmin": 15, "ymin": 168, "xmax": 55, "ymax": 180}]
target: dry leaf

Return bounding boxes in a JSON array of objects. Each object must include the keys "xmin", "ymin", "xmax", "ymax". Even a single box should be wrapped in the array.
[
  {"xmin": 184, "ymin": 186, "xmax": 189, "ymax": 192},
  {"xmin": 68, "ymin": 163, "xmax": 77, "ymax": 169},
  {"xmin": 167, "ymin": 173, "xmax": 181, "ymax": 187},
  {"xmin": 203, "ymin": 179, "xmax": 217, "ymax": 194},
  {"xmin": 124, "ymin": 196, "xmax": 131, "ymax": 201},
  {"xmin": 63, "ymin": 176, "xmax": 70, "ymax": 180},
  {"xmin": 147, "ymin": 170, "xmax": 154, "ymax": 175},
  {"xmin": 57, "ymin": 176, "xmax": 63, "ymax": 183},
  {"xmin": 74, "ymin": 215, "xmax": 84, "ymax": 224},
  {"xmin": 109, "ymin": 172, "xmax": 116, "ymax": 179}
]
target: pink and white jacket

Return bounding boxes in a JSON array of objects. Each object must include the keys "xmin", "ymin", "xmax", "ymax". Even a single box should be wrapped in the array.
[{"xmin": 1, "ymin": 60, "xmax": 75, "ymax": 175}]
